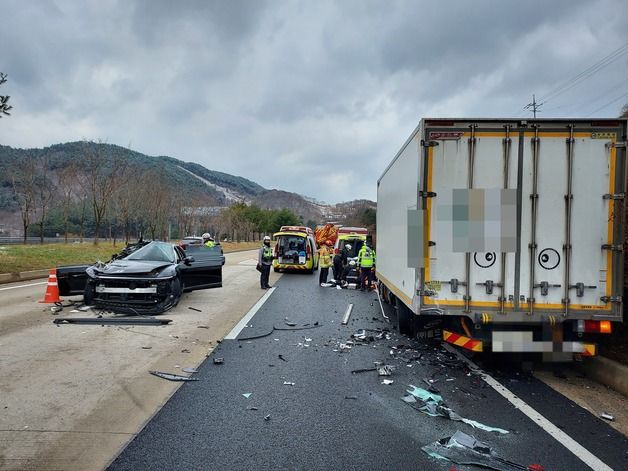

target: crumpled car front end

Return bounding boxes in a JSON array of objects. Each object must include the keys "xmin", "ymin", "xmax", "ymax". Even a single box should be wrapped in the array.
[{"xmin": 84, "ymin": 261, "xmax": 182, "ymax": 315}]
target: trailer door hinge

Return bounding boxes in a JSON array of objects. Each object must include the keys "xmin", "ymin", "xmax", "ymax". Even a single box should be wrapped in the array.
[
  {"xmin": 419, "ymin": 191, "xmax": 437, "ymax": 198},
  {"xmin": 420, "ymin": 140, "xmax": 439, "ymax": 147},
  {"xmin": 601, "ymin": 244, "xmax": 624, "ymax": 252},
  {"xmin": 603, "ymin": 193, "xmax": 624, "ymax": 200},
  {"xmin": 418, "ymin": 289, "xmax": 434, "ymax": 297},
  {"xmin": 600, "ymin": 295, "xmax": 622, "ymax": 303},
  {"xmin": 612, "ymin": 141, "xmax": 627, "ymax": 149}
]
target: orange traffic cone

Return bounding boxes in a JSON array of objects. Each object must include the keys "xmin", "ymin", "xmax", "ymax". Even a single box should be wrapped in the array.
[{"xmin": 39, "ymin": 268, "xmax": 63, "ymax": 303}]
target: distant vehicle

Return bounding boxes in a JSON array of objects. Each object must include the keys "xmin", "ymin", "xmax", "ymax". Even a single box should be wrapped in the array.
[
  {"xmin": 377, "ymin": 118, "xmax": 627, "ymax": 358},
  {"xmin": 178, "ymin": 236, "xmax": 204, "ymax": 250},
  {"xmin": 273, "ymin": 226, "xmax": 319, "ymax": 273},
  {"xmin": 334, "ymin": 226, "xmax": 368, "ymax": 259},
  {"xmin": 56, "ymin": 240, "xmax": 225, "ymax": 315}
]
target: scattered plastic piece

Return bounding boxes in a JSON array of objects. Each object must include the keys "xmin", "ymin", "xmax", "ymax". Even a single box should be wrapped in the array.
[
  {"xmin": 283, "ymin": 381, "xmax": 295, "ymax": 386},
  {"xmin": 149, "ymin": 371, "xmax": 198, "ymax": 382},
  {"xmin": 285, "ymin": 321, "xmax": 297, "ymax": 327},
  {"xmin": 213, "ymin": 357, "xmax": 224, "ymax": 365},
  {"xmin": 378, "ymin": 365, "xmax": 395, "ymax": 376},
  {"xmin": 422, "ymin": 431, "xmax": 534, "ymax": 471},
  {"xmin": 242, "ymin": 393, "xmax": 252, "ymax": 399},
  {"xmin": 600, "ymin": 413, "xmax": 615, "ymax": 421},
  {"xmin": 401, "ymin": 395, "xmax": 417, "ymax": 404},
  {"xmin": 248, "ymin": 407, "xmax": 259, "ymax": 411},
  {"xmin": 381, "ymin": 379, "xmax": 394, "ymax": 385},
  {"xmin": 407, "ymin": 385, "xmax": 443, "ymax": 403},
  {"xmin": 188, "ymin": 307, "xmax": 202, "ymax": 312},
  {"xmin": 351, "ymin": 367, "xmax": 377, "ymax": 374},
  {"xmin": 141, "ymin": 346, "xmax": 152, "ymax": 350},
  {"xmin": 278, "ymin": 354, "xmax": 288, "ymax": 362},
  {"xmin": 264, "ymin": 414, "xmax": 271, "ymax": 421},
  {"xmin": 345, "ymin": 395, "xmax": 358, "ymax": 400},
  {"xmin": 182, "ymin": 367, "xmax": 198, "ymax": 373}
]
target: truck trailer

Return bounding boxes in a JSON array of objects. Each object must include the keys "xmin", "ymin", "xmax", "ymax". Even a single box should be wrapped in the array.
[{"xmin": 376, "ymin": 118, "xmax": 627, "ymax": 358}]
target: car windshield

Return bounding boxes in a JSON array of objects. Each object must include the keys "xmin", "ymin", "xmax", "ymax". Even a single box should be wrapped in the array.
[{"xmin": 125, "ymin": 242, "xmax": 175, "ymax": 263}]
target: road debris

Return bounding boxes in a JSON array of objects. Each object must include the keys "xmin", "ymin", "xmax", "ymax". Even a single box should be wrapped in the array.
[
  {"xmin": 188, "ymin": 307, "xmax": 202, "ymax": 312},
  {"xmin": 181, "ymin": 349, "xmax": 191, "ymax": 353},
  {"xmin": 351, "ymin": 367, "xmax": 378, "ymax": 374},
  {"xmin": 54, "ymin": 317, "xmax": 172, "ymax": 326},
  {"xmin": 197, "ymin": 325, "xmax": 209, "ymax": 329},
  {"xmin": 422, "ymin": 430, "xmax": 541, "ymax": 471},
  {"xmin": 182, "ymin": 367, "xmax": 198, "ymax": 373},
  {"xmin": 600, "ymin": 413, "xmax": 615, "ymax": 421},
  {"xmin": 264, "ymin": 414, "xmax": 271, "ymax": 421},
  {"xmin": 213, "ymin": 357, "xmax": 224, "ymax": 365},
  {"xmin": 344, "ymin": 395, "xmax": 358, "ymax": 400},
  {"xmin": 149, "ymin": 371, "xmax": 198, "ymax": 382},
  {"xmin": 278, "ymin": 354, "xmax": 288, "ymax": 362},
  {"xmin": 242, "ymin": 393, "xmax": 252, "ymax": 399},
  {"xmin": 405, "ymin": 385, "xmax": 508, "ymax": 434},
  {"xmin": 377, "ymin": 365, "xmax": 395, "ymax": 376},
  {"xmin": 342, "ymin": 303, "xmax": 354, "ymax": 325},
  {"xmin": 141, "ymin": 346, "xmax": 152, "ymax": 350},
  {"xmin": 248, "ymin": 407, "xmax": 259, "ymax": 411},
  {"xmin": 283, "ymin": 381, "xmax": 295, "ymax": 386},
  {"xmin": 381, "ymin": 379, "xmax": 394, "ymax": 385}
]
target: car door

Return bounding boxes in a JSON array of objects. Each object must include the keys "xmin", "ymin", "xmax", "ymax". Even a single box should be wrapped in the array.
[
  {"xmin": 56, "ymin": 265, "xmax": 91, "ymax": 295},
  {"xmin": 177, "ymin": 245, "xmax": 223, "ymax": 291}
]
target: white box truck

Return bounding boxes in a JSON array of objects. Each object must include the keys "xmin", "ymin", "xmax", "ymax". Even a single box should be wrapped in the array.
[{"xmin": 377, "ymin": 118, "xmax": 627, "ymax": 357}]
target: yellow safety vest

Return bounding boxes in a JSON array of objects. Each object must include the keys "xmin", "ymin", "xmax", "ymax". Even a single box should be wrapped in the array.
[{"xmin": 358, "ymin": 247, "xmax": 375, "ymax": 268}]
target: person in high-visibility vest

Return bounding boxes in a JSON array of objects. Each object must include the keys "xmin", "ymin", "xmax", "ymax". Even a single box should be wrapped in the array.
[
  {"xmin": 257, "ymin": 235, "xmax": 274, "ymax": 289},
  {"xmin": 202, "ymin": 233, "xmax": 215, "ymax": 248},
  {"xmin": 357, "ymin": 243, "xmax": 376, "ymax": 291},
  {"xmin": 318, "ymin": 240, "xmax": 334, "ymax": 286}
]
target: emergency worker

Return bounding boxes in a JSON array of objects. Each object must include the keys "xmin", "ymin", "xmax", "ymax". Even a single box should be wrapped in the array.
[
  {"xmin": 318, "ymin": 240, "xmax": 334, "ymax": 286},
  {"xmin": 333, "ymin": 243, "xmax": 350, "ymax": 283},
  {"xmin": 257, "ymin": 235, "xmax": 274, "ymax": 289},
  {"xmin": 357, "ymin": 243, "xmax": 376, "ymax": 291},
  {"xmin": 202, "ymin": 233, "xmax": 215, "ymax": 248}
]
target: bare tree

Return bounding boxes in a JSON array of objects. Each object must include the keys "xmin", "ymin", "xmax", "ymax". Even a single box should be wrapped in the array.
[
  {"xmin": 33, "ymin": 155, "xmax": 57, "ymax": 243},
  {"xmin": 0, "ymin": 72, "xmax": 12, "ymax": 118},
  {"xmin": 10, "ymin": 156, "xmax": 38, "ymax": 243},
  {"xmin": 620, "ymin": 104, "xmax": 628, "ymax": 118},
  {"xmin": 57, "ymin": 163, "xmax": 78, "ymax": 243},
  {"xmin": 78, "ymin": 141, "xmax": 129, "ymax": 245}
]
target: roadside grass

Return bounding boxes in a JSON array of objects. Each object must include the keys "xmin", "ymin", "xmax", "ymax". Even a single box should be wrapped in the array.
[{"xmin": 0, "ymin": 241, "xmax": 260, "ymax": 274}]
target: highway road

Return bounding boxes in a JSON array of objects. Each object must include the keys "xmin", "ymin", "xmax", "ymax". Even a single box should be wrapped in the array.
[
  {"xmin": 0, "ymin": 249, "xmax": 279, "ymax": 471},
  {"xmin": 109, "ymin": 274, "xmax": 628, "ymax": 471},
  {"xmin": 1, "ymin": 254, "xmax": 627, "ymax": 470}
]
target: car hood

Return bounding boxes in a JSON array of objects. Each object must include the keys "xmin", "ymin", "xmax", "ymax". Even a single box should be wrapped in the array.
[{"xmin": 93, "ymin": 260, "xmax": 172, "ymax": 276}]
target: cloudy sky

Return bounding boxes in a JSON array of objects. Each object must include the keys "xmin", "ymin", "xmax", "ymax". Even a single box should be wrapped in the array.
[{"xmin": 1, "ymin": 0, "xmax": 627, "ymax": 203}]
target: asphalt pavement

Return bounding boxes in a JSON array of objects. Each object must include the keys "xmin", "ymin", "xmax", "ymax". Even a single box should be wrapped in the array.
[{"xmin": 108, "ymin": 273, "xmax": 628, "ymax": 471}]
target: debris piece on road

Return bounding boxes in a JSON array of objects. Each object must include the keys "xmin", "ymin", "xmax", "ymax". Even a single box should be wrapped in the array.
[
  {"xmin": 242, "ymin": 393, "xmax": 252, "ymax": 399},
  {"xmin": 51, "ymin": 305, "xmax": 63, "ymax": 313},
  {"xmin": 283, "ymin": 381, "xmax": 295, "ymax": 386},
  {"xmin": 278, "ymin": 354, "xmax": 288, "ymax": 362},
  {"xmin": 342, "ymin": 304, "xmax": 354, "ymax": 325},
  {"xmin": 381, "ymin": 379, "xmax": 394, "ymax": 385},
  {"xmin": 401, "ymin": 395, "xmax": 417, "ymax": 404},
  {"xmin": 181, "ymin": 349, "xmax": 191, "ymax": 353},
  {"xmin": 54, "ymin": 317, "xmax": 172, "ymax": 326},
  {"xmin": 248, "ymin": 407, "xmax": 259, "ymax": 411},
  {"xmin": 141, "ymin": 346, "xmax": 152, "ymax": 350},
  {"xmin": 285, "ymin": 321, "xmax": 297, "ymax": 327},
  {"xmin": 352, "ymin": 329, "xmax": 367, "ymax": 340},
  {"xmin": 600, "ymin": 413, "xmax": 615, "ymax": 421},
  {"xmin": 213, "ymin": 357, "xmax": 224, "ymax": 365},
  {"xmin": 351, "ymin": 367, "xmax": 378, "ymax": 374},
  {"xmin": 149, "ymin": 371, "xmax": 198, "ymax": 382},
  {"xmin": 422, "ymin": 430, "xmax": 534, "ymax": 471},
  {"xmin": 182, "ymin": 367, "xmax": 198, "ymax": 373},
  {"xmin": 188, "ymin": 307, "xmax": 202, "ymax": 312},
  {"xmin": 406, "ymin": 386, "xmax": 508, "ymax": 434},
  {"xmin": 264, "ymin": 414, "xmax": 271, "ymax": 421},
  {"xmin": 345, "ymin": 395, "xmax": 358, "ymax": 400},
  {"xmin": 377, "ymin": 365, "xmax": 395, "ymax": 376},
  {"xmin": 197, "ymin": 325, "xmax": 209, "ymax": 329}
]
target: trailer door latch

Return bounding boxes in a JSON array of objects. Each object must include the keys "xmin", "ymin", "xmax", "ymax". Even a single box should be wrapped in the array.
[
  {"xmin": 419, "ymin": 191, "xmax": 437, "ymax": 198},
  {"xmin": 534, "ymin": 281, "xmax": 561, "ymax": 296},
  {"xmin": 569, "ymin": 282, "xmax": 597, "ymax": 297},
  {"xmin": 420, "ymin": 140, "xmax": 439, "ymax": 147},
  {"xmin": 476, "ymin": 280, "xmax": 501, "ymax": 295},
  {"xmin": 603, "ymin": 193, "xmax": 624, "ymax": 200},
  {"xmin": 444, "ymin": 278, "xmax": 465, "ymax": 293}
]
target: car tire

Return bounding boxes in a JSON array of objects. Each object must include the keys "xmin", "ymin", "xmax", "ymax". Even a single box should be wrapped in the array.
[{"xmin": 83, "ymin": 282, "xmax": 95, "ymax": 306}]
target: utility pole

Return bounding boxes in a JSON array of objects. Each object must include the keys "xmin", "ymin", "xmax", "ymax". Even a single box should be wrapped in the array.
[{"xmin": 524, "ymin": 94, "xmax": 542, "ymax": 118}]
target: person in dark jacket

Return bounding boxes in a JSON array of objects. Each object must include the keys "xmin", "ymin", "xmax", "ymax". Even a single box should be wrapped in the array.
[{"xmin": 332, "ymin": 243, "xmax": 350, "ymax": 283}]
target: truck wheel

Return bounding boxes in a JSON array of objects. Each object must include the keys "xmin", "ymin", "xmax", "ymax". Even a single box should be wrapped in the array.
[{"xmin": 397, "ymin": 302, "xmax": 414, "ymax": 337}]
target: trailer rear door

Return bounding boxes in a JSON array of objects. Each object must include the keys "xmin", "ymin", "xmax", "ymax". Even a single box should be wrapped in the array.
[{"xmin": 422, "ymin": 120, "xmax": 625, "ymax": 321}]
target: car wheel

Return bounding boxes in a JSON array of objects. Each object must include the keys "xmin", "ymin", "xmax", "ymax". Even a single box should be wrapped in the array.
[
  {"xmin": 170, "ymin": 277, "xmax": 182, "ymax": 304},
  {"xmin": 83, "ymin": 282, "xmax": 95, "ymax": 305}
]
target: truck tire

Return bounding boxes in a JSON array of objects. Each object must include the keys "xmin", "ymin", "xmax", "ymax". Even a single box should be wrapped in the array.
[{"xmin": 397, "ymin": 302, "xmax": 414, "ymax": 337}]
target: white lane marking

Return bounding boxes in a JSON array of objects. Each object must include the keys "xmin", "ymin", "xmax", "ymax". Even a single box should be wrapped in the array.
[
  {"xmin": 0, "ymin": 282, "xmax": 47, "ymax": 291},
  {"xmin": 442, "ymin": 344, "xmax": 613, "ymax": 471},
  {"xmin": 224, "ymin": 287, "xmax": 276, "ymax": 340}
]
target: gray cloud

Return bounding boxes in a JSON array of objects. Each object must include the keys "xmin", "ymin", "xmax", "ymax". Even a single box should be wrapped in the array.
[{"xmin": 1, "ymin": 0, "xmax": 627, "ymax": 202}]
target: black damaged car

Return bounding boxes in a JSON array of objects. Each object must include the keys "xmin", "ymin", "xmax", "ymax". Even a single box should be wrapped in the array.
[{"xmin": 56, "ymin": 240, "xmax": 225, "ymax": 314}]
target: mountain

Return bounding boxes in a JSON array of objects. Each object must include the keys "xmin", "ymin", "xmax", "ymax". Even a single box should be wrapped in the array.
[{"xmin": 0, "ymin": 141, "xmax": 375, "ymax": 234}]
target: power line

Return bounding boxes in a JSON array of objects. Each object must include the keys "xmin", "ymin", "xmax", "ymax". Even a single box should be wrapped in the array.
[
  {"xmin": 540, "ymin": 41, "xmax": 628, "ymax": 104},
  {"xmin": 524, "ymin": 94, "xmax": 542, "ymax": 118},
  {"xmin": 566, "ymin": 77, "xmax": 628, "ymax": 115},
  {"xmin": 585, "ymin": 90, "xmax": 628, "ymax": 117}
]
